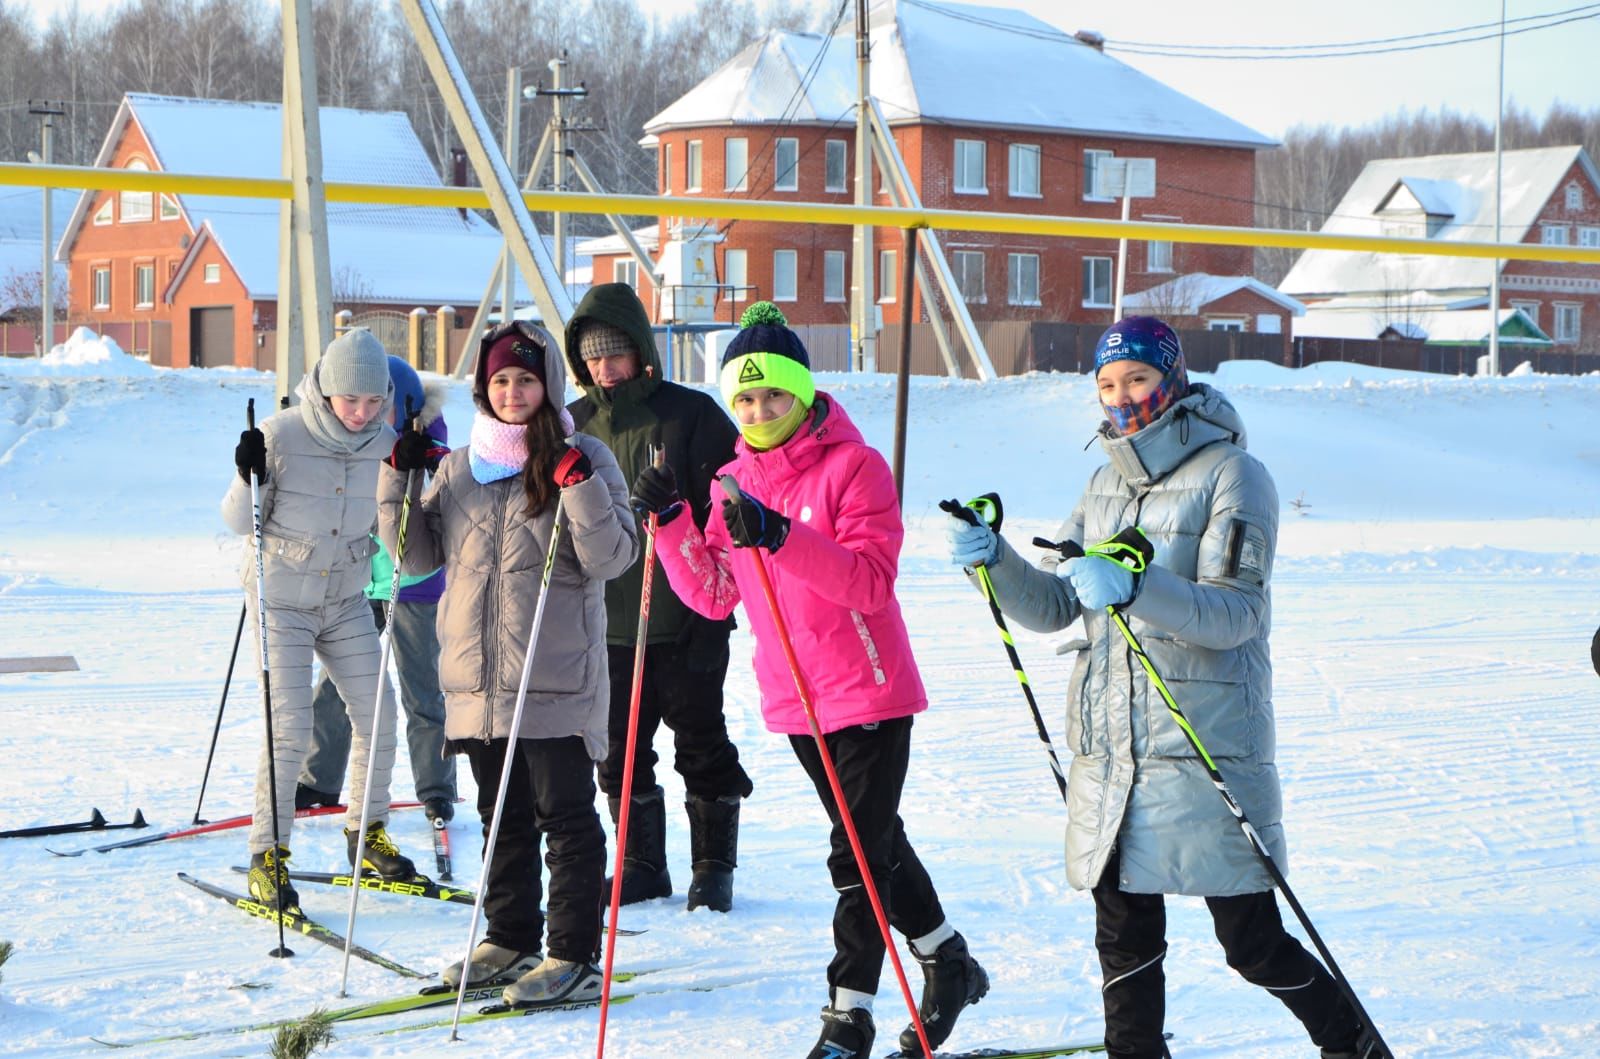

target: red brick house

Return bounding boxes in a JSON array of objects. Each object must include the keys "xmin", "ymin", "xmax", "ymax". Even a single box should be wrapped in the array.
[
  {"xmin": 593, "ymin": 0, "xmax": 1276, "ymax": 350},
  {"xmin": 57, "ymin": 93, "xmax": 505, "ymax": 368},
  {"xmin": 1282, "ymin": 145, "xmax": 1600, "ymax": 355}
]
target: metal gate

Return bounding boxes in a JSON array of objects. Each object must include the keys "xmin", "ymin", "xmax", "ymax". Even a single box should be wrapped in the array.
[
  {"xmin": 348, "ymin": 310, "xmax": 410, "ymax": 361},
  {"xmin": 190, "ymin": 306, "xmax": 234, "ymax": 368}
]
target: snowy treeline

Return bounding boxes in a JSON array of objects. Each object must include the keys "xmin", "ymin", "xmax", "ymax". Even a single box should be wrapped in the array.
[{"xmin": 0, "ymin": 0, "xmax": 817, "ymax": 232}]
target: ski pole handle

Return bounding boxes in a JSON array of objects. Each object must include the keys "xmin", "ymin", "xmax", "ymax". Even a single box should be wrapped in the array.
[
  {"xmin": 247, "ymin": 397, "xmax": 255, "ymax": 430},
  {"xmin": 1033, "ymin": 536, "xmax": 1085, "ymax": 559},
  {"xmin": 938, "ymin": 492, "xmax": 1004, "ymax": 531}
]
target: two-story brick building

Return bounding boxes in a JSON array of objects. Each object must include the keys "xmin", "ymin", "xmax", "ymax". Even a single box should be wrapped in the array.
[
  {"xmin": 1282, "ymin": 145, "xmax": 1600, "ymax": 356},
  {"xmin": 57, "ymin": 93, "xmax": 506, "ymax": 368},
  {"xmin": 589, "ymin": 0, "xmax": 1281, "ymax": 351}
]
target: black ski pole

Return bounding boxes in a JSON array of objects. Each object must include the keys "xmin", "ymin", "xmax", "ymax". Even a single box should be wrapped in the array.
[
  {"xmin": 940, "ymin": 494, "xmax": 1068, "ymax": 804},
  {"xmin": 196, "ymin": 396, "xmax": 286, "ymax": 827},
  {"xmin": 1058, "ymin": 527, "xmax": 1391, "ymax": 1056},
  {"xmin": 191, "ymin": 603, "xmax": 246, "ymax": 826},
  {"xmin": 246, "ymin": 397, "xmax": 291, "ymax": 959}
]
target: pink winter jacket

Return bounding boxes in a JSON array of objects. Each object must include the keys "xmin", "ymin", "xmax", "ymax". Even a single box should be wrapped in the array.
[{"xmin": 654, "ymin": 393, "xmax": 928, "ymax": 736}]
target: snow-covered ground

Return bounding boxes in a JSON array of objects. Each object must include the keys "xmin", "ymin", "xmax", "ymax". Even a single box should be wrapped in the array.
[{"xmin": 1, "ymin": 346, "xmax": 1597, "ymax": 1057}]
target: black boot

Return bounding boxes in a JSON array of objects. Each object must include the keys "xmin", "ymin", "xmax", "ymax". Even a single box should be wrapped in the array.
[
  {"xmin": 898, "ymin": 931, "xmax": 989, "ymax": 1055},
  {"xmin": 294, "ymin": 783, "xmax": 339, "ymax": 810},
  {"xmin": 605, "ymin": 785, "xmax": 671, "ymax": 904},
  {"xmin": 805, "ymin": 1004, "xmax": 874, "ymax": 1059},
  {"xmin": 345, "ymin": 821, "xmax": 416, "ymax": 881},
  {"xmin": 684, "ymin": 794, "xmax": 739, "ymax": 913},
  {"xmin": 247, "ymin": 846, "xmax": 301, "ymax": 914}
]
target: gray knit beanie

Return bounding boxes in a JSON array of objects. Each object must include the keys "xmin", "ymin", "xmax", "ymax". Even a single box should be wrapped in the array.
[{"xmin": 318, "ymin": 329, "xmax": 391, "ymax": 396}]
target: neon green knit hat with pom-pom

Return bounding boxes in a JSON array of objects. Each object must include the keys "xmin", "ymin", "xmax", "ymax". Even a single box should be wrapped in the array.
[{"xmin": 718, "ymin": 301, "xmax": 815, "ymax": 412}]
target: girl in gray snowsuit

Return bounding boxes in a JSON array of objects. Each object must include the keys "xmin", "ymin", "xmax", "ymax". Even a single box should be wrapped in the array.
[
  {"xmin": 944, "ymin": 317, "xmax": 1381, "ymax": 1059},
  {"xmin": 223, "ymin": 329, "xmax": 415, "ymax": 912}
]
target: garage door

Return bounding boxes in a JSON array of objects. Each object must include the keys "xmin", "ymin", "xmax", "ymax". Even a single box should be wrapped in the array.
[{"xmin": 191, "ymin": 307, "xmax": 234, "ymax": 368}]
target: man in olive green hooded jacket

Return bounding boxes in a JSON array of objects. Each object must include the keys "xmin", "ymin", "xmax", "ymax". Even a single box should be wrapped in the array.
[{"xmin": 565, "ymin": 282, "xmax": 753, "ymax": 913}]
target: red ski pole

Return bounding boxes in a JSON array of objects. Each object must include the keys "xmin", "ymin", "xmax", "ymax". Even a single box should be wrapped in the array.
[
  {"xmin": 597, "ymin": 444, "xmax": 664, "ymax": 1059},
  {"xmin": 721, "ymin": 474, "xmax": 932, "ymax": 1059}
]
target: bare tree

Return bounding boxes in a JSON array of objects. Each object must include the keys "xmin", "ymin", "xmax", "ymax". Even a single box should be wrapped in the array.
[{"xmin": 0, "ymin": 266, "xmax": 72, "ymax": 353}]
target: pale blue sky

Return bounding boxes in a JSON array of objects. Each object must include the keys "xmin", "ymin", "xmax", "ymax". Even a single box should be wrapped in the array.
[{"xmin": 22, "ymin": 0, "xmax": 1600, "ymax": 139}]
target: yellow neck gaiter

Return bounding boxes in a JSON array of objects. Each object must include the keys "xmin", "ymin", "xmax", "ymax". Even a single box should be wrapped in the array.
[{"xmin": 741, "ymin": 400, "xmax": 809, "ymax": 451}]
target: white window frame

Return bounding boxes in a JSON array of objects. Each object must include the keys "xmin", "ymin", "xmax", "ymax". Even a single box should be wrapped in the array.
[
  {"xmin": 134, "ymin": 263, "xmax": 155, "ymax": 309},
  {"xmin": 686, "ymin": 140, "xmax": 702, "ymax": 192},
  {"xmin": 823, "ymin": 250, "xmax": 846, "ymax": 302},
  {"xmin": 772, "ymin": 249, "xmax": 797, "ymax": 302},
  {"xmin": 724, "ymin": 249, "xmax": 748, "ymax": 303},
  {"xmin": 1007, "ymin": 143, "xmax": 1040, "ymax": 197},
  {"xmin": 613, "ymin": 258, "xmax": 639, "ymax": 288},
  {"xmin": 119, "ymin": 160, "xmax": 153, "ymax": 223},
  {"xmin": 1083, "ymin": 255, "xmax": 1112, "ymax": 307},
  {"xmin": 1007, "ymin": 252, "xmax": 1040, "ymax": 306},
  {"xmin": 825, "ymin": 139, "xmax": 848, "ymax": 192},
  {"xmin": 954, "ymin": 139, "xmax": 986, "ymax": 195},
  {"xmin": 1567, "ymin": 183, "xmax": 1584, "ymax": 210},
  {"xmin": 724, "ymin": 137, "xmax": 749, "ymax": 192},
  {"xmin": 1084, "ymin": 149, "xmax": 1115, "ymax": 202},
  {"xmin": 204, "ymin": 263, "xmax": 221, "ymax": 284},
  {"xmin": 1579, "ymin": 226, "xmax": 1600, "ymax": 247},
  {"xmin": 1147, "ymin": 240, "xmax": 1173, "ymax": 273},
  {"xmin": 92, "ymin": 266, "xmax": 111, "ymax": 309},
  {"xmin": 774, "ymin": 137, "xmax": 799, "ymax": 192},
  {"xmin": 159, "ymin": 194, "xmax": 180, "ymax": 220},
  {"xmin": 953, "ymin": 250, "xmax": 986, "ymax": 303},
  {"xmin": 1207, "ymin": 318, "xmax": 1246, "ymax": 332},
  {"xmin": 93, "ymin": 199, "xmax": 113, "ymax": 225},
  {"xmin": 878, "ymin": 250, "xmax": 896, "ymax": 302},
  {"xmin": 1555, "ymin": 301, "xmax": 1581, "ymax": 343},
  {"xmin": 662, "ymin": 143, "xmax": 672, "ymax": 195},
  {"xmin": 1542, "ymin": 224, "xmax": 1570, "ymax": 245}
]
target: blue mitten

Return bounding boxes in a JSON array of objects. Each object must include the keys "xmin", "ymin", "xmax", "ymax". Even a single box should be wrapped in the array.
[
  {"xmin": 945, "ymin": 512, "xmax": 999, "ymax": 568},
  {"xmin": 1063, "ymin": 555, "xmax": 1134, "ymax": 610}
]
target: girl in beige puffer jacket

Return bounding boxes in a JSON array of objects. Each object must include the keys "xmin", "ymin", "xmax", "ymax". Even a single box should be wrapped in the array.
[{"xmin": 379, "ymin": 322, "xmax": 636, "ymax": 1008}]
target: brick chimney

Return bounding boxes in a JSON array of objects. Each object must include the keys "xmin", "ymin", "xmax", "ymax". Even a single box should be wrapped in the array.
[{"xmin": 451, "ymin": 147, "xmax": 468, "ymax": 221}]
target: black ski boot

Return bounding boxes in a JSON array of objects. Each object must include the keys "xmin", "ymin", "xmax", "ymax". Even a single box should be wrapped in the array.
[
  {"xmin": 346, "ymin": 820, "xmax": 416, "ymax": 880},
  {"xmin": 423, "ymin": 797, "xmax": 454, "ymax": 823},
  {"xmin": 898, "ymin": 931, "xmax": 989, "ymax": 1055},
  {"xmin": 805, "ymin": 1004, "xmax": 875, "ymax": 1059},
  {"xmin": 1321, "ymin": 1026, "xmax": 1393, "ymax": 1059},
  {"xmin": 294, "ymin": 783, "xmax": 339, "ymax": 810},
  {"xmin": 247, "ymin": 845, "xmax": 301, "ymax": 914},
  {"xmin": 685, "ymin": 794, "xmax": 740, "ymax": 913},
  {"xmin": 604, "ymin": 785, "xmax": 671, "ymax": 904}
]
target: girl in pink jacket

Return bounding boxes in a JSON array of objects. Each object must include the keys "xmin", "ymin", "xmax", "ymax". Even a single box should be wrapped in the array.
[{"xmin": 632, "ymin": 303, "xmax": 987, "ymax": 1059}]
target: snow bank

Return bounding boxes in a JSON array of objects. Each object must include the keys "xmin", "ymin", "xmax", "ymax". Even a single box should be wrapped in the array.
[{"xmin": 0, "ymin": 326, "xmax": 156, "ymax": 377}]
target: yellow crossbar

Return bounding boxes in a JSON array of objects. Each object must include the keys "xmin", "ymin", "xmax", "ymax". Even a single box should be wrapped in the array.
[{"xmin": 4, "ymin": 161, "xmax": 1598, "ymax": 265}]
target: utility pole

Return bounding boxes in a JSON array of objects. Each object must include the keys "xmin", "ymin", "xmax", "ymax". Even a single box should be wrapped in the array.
[
  {"xmin": 28, "ymin": 100, "xmax": 64, "ymax": 357},
  {"xmin": 502, "ymin": 65, "xmax": 521, "ymax": 325},
  {"xmin": 851, "ymin": 0, "xmax": 876, "ymax": 372},
  {"xmin": 528, "ymin": 53, "xmax": 590, "ymax": 284},
  {"xmin": 1488, "ymin": 0, "xmax": 1507, "ymax": 377}
]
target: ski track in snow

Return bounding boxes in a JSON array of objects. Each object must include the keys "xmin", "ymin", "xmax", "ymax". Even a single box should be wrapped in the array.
[{"xmin": 1, "ymin": 366, "xmax": 1598, "ymax": 1056}]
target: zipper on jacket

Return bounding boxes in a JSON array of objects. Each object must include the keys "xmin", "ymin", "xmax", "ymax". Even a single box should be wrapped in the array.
[{"xmin": 480, "ymin": 484, "xmax": 510, "ymax": 743}]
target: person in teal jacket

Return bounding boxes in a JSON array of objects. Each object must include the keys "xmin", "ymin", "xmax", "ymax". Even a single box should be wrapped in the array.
[{"xmin": 297, "ymin": 355, "xmax": 457, "ymax": 824}]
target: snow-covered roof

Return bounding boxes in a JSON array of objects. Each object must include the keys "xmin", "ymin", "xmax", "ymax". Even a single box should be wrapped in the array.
[
  {"xmin": 60, "ymin": 93, "xmax": 510, "ymax": 305},
  {"xmin": 1295, "ymin": 302, "xmax": 1551, "ymax": 345},
  {"xmin": 645, "ymin": 0, "xmax": 1273, "ymax": 149},
  {"xmin": 1280, "ymin": 145, "xmax": 1600, "ymax": 298},
  {"xmin": 1122, "ymin": 273, "xmax": 1303, "ymax": 316},
  {"xmin": 576, "ymin": 224, "xmax": 660, "ymax": 256}
]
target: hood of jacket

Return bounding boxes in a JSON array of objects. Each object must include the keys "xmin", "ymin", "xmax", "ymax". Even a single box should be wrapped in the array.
[
  {"xmin": 1097, "ymin": 382, "xmax": 1247, "ymax": 488},
  {"xmin": 473, "ymin": 321, "xmax": 574, "ymax": 434},
  {"xmin": 563, "ymin": 282, "xmax": 661, "ymax": 410}
]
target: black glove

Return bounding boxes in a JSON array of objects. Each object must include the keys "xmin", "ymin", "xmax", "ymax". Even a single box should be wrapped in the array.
[
  {"xmin": 630, "ymin": 463, "xmax": 684, "ymax": 525},
  {"xmin": 390, "ymin": 427, "xmax": 448, "ymax": 474},
  {"xmin": 553, "ymin": 446, "xmax": 593, "ymax": 488},
  {"xmin": 235, "ymin": 427, "xmax": 267, "ymax": 483},
  {"xmin": 721, "ymin": 491, "xmax": 789, "ymax": 552}
]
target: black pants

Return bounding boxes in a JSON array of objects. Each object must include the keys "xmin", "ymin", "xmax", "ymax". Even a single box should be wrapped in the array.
[
  {"xmin": 1092, "ymin": 849, "xmax": 1359, "ymax": 1059},
  {"xmin": 790, "ymin": 716, "xmax": 946, "ymax": 995},
  {"xmin": 597, "ymin": 639, "xmax": 752, "ymax": 801},
  {"xmin": 460, "ymin": 736, "xmax": 605, "ymax": 964}
]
